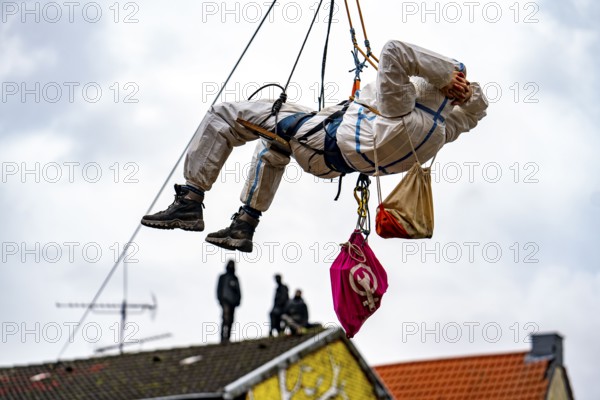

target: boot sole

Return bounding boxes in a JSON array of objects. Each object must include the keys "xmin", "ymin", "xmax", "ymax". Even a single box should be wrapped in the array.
[
  {"xmin": 205, "ymin": 236, "xmax": 253, "ymax": 253},
  {"xmin": 141, "ymin": 218, "xmax": 205, "ymax": 232}
]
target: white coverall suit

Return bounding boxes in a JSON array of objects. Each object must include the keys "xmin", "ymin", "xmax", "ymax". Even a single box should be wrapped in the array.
[{"xmin": 184, "ymin": 40, "xmax": 489, "ymax": 212}]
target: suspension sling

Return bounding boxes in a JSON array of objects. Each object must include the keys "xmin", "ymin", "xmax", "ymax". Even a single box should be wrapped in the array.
[{"xmin": 343, "ymin": 0, "xmax": 378, "ymax": 98}]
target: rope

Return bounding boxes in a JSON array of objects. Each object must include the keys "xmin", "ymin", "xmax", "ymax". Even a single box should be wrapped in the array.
[
  {"xmin": 354, "ymin": 0, "xmax": 378, "ymax": 62},
  {"xmin": 57, "ymin": 0, "xmax": 280, "ymax": 361},
  {"xmin": 318, "ymin": 0, "xmax": 336, "ymax": 111},
  {"xmin": 342, "ymin": 0, "xmax": 378, "ymax": 72},
  {"xmin": 341, "ymin": 241, "xmax": 367, "ymax": 263},
  {"xmin": 247, "ymin": 83, "xmax": 285, "ymax": 101},
  {"xmin": 373, "ymin": 133, "xmax": 383, "ymax": 206},
  {"xmin": 283, "ymin": 0, "xmax": 327, "ymax": 92},
  {"xmin": 350, "ymin": 47, "xmax": 369, "ymax": 82},
  {"xmin": 267, "ymin": 0, "xmax": 329, "ymax": 130}
]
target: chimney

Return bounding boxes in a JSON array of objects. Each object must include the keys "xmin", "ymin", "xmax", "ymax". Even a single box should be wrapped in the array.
[{"xmin": 529, "ymin": 332, "xmax": 563, "ymax": 368}]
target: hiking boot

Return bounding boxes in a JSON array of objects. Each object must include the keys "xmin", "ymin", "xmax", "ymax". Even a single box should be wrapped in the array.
[
  {"xmin": 205, "ymin": 208, "xmax": 259, "ymax": 253},
  {"xmin": 141, "ymin": 184, "xmax": 205, "ymax": 231}
]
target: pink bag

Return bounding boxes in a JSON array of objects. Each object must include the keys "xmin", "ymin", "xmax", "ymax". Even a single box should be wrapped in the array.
[{"xmin": 330, "ymin": 230, "xmax": 388, "ymax": 338}]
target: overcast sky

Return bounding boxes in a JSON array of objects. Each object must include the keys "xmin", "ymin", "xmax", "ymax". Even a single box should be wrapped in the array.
[{"xmin": 1, "ymin": 0, "xmax": 599, "ymax": 398}]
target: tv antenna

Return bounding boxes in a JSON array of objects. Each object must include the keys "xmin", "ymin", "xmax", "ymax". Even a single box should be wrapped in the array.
[{"xmin": 56, "ymin": 254, "xmax": 167, "ymax": 354}]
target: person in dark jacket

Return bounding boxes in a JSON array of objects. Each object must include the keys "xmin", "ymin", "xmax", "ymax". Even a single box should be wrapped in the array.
[
  {"xmin": 269, "ymin": 274, "xmax": 289, "ymax": 337},
  {"xmin": 283, "ymin": 289, "xmax": 309, "ymax": 335},
  {"xmin": 216, "ymin": 260, "xmax": 241, "ymax": 343}
]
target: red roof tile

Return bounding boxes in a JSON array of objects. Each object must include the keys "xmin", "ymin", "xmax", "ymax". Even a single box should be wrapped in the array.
[{"xmin": 374, "ymin": 351, "xmax": 551, "ymax": 400}]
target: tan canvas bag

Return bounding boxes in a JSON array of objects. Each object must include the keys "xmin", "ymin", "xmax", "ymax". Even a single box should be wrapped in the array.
[{"xmin": 374, "ymin": 132, "xmax": 435, "ymax": 239}]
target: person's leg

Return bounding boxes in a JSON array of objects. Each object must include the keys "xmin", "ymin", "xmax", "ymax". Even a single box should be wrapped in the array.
[
  {"xmin": 184, "ymin": 101, "xmax": 277, "ymax": 191},
  {"xmin": 221, "ymin": 303, "xmax": 234, "ymax": 343},
  {"xmin": 271, "ymin": 309, "xmax": 284, "ymax": 335},
  {"xmin": 269, "ymin": 309, "xmax": 277, "ymax": 336},
  {"xmin": 376, "ymin": 40, "xmax": 460, "ymax": 117},
  {"xmin": 141, "ymin": 101, "xmax": 274, "ymax": 231},
  {"xmin": 240, "ymin": 139, "xmax": 290, "ymax": 211},
  {"xmin": 205, "ymin": 138, "xmax": 289, "ymax": 252}
]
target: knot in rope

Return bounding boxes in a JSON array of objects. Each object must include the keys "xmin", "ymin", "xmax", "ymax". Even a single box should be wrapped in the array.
[
  {"xmin": 271, "ymin": 91, "xmax": 287, "ymax": 117},
  {"xmin": 349, "ymin": 27, "xmax": 358, "ymax": 45},
  {"xmin": 364, "ymin": 39, "xmax": 372, "ymax": 57},
  {"xmin": 349, "ymin": 48, "xmax": 369, "ymax": 81}
]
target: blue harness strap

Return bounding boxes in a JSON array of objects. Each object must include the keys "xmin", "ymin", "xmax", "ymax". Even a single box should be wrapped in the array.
[
  {"xmin": 322, "ymin": 102, "xmax": 355, "ymax": 174},
  {"xmin": 323, "ymin": 113, "xmax": 355, "ymax": 174},
  {"xmin": 276, "ymin": 112, "xmax": 316, "ymax": 141},
  {"xmin": 277, "ymin": 102, "xmax": 355, "ymax": 174}
]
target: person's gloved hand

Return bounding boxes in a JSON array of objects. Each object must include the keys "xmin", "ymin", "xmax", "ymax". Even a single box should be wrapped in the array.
[{"xmin": 441, "ymin": 71, "xmax": 472, "ymax": 105}]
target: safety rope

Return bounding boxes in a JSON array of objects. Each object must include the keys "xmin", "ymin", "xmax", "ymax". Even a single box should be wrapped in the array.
[
  {"xmin": 343, "ymin": 0, "xmax": 378, "ymax": 70},
  {"xmin": 343, "ymin": 0, "xmax": 378, "ymax": 97},
  {"xmin": 57, "ymin": 0, "xmax": 281, "ymax": 361},
  {"xmin": 318, "ymin": 0, "xmax": 336, "ymax": 111},
  {"xmin": 256, "ymin": 0, "xmax": 332, "ymax": 128}
]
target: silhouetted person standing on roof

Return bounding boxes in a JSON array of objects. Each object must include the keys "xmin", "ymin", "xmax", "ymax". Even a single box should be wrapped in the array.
[
  {"xmin": 269, "ymin": 274, "xmax": 289, "ymax": 337},
  {"xmin": 216, "ymin": 260, "xmax": 241, "ymax": 343},
  {"xmin": 283, "ymin": 289, "xmax": 309, "ymax": 335}
]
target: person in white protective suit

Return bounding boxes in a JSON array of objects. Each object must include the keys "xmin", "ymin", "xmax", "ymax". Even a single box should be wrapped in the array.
[{"xmin": 141, "ymin": 40, "xmax": 489, "ymax": 252}]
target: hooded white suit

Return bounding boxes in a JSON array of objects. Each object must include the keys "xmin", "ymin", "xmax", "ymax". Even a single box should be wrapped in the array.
[{"xmin": 184, "ymin": 40, "xmax": 489, "ymax": 212}]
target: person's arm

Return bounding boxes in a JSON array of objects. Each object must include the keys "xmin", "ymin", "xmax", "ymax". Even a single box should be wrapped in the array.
[
  {"xmin": 444, "ymin": 82, "xmax": 489, "ymax": 143},
  {"xmin": 376, "ymin": 40, "xmax": 462, "ymax": 117}
]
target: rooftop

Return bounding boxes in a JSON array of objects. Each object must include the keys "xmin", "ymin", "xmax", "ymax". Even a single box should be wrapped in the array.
[
  {"xmin": 374, "ymin": 346, "xmax": 571, "ymax": 400},
  {"xmin": 0, "ymin": 329, "xmax": 329, "ymax": 400}
]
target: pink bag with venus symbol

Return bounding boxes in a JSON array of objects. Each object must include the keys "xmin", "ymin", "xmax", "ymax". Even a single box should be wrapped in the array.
[{"xmin": 330, "ymin": 230, "xmax": 388, "ymax": 338}]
